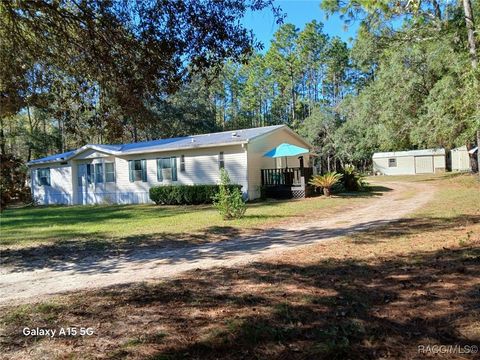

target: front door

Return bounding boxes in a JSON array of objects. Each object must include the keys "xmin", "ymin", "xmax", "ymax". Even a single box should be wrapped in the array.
[{"xmin": 77, "ymin": 164, "xmax": 94, "ymax": 204}]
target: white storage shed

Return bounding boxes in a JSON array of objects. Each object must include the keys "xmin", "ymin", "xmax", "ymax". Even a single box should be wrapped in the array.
[
  {"xmin": 451, "ymin": 146, "xmax": 472, "ymax": 172},
  {"xmin": 373, "ymin": 148, "xmax": 446, "ymax": 175}
]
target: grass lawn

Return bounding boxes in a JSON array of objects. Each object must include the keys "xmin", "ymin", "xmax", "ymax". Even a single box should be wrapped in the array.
[
  {"xmin": 0, "ymin": 190, "xmax": 378, "ymax": 249},
  {"xmin": 1, "ymin": 174, "xmax": 479, "ymax": 359}
]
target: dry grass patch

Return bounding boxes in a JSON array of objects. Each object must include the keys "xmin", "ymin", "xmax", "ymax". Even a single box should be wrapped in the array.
[{"xmin": 1, "ymin": 175, "xmax": 479, "ymax": 359}]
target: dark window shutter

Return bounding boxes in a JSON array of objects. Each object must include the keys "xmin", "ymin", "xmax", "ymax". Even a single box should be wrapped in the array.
[
  {"xmin": 171, "ymin": 157, "xmax": 177, "ymax": 181},
  {"xmin": 47, "ymin": 168, "xmax": 51, "ymax": 186},
  {"xmin": 157, "ymin": 159, "xmax": 163, "ymax": 181},
  {"xmin": 180, "ymin": 155, "xmax": 185, "ymax": 172},
  {"xmin": 128, "ymin": 160, "xmax": 134, "ymax": 182},
  {"xmin": 141, "ymin": 159, "xmax": 147, "ymax": 182}
]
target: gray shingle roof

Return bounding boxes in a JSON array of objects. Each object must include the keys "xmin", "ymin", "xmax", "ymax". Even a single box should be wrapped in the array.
[{"xmin": 29, "ymin": 125, "xmax": 286, "ymax": 165}]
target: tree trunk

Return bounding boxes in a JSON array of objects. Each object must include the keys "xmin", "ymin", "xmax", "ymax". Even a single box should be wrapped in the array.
[
  {"xmin": 462, "ymin": 0, "xmax": 479, "ymax": 177},
  {"xmin": 463, "ymin": 0, "xmax": 478, "ymax": 68},
  {"xmin": 0, "ymin": 117, "xmax": 5, "ymax": 155},
  {"xmin": 477, "ymin": 130, "xmax": 480, "ymax": 174},
  {"xmin": 432, "ymin": 0, "xmax": 442, "ymax": 20},
  {"xmin": 26, "ymin": 106, "xmax": 33, "ymax": 162}
]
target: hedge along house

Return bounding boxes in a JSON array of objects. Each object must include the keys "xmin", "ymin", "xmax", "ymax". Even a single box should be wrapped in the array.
[
  {"xmin": 28, "ymin": 125, "xmax": 313, "ymax": 205},
  {"xmin": 372, "ymin": 148, "xmax": 446, "ymax": 175}
]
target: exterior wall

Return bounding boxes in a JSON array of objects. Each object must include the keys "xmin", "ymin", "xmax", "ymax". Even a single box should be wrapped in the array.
[
  {"xmin": 72, "ymin": 154, "xmax": 117, "ymax": 204},
  {"xmin": 30, "ymin": 145, "xmax": 249, "ymax": 205},
  {"xmin": 433, "ymin": 155, "xmax": 446, "ymax": 172},
  {"xmin": 373, "ymin": 155, "xmax": 446, "ymax": 175},
  {"xmin": 246, "ymin": 128, "xmax": 311, "ymax": 200},
  {"xmin": 451, "ymin": 147, "xmax": 471, "ymax": 171},
  {"xmin": 74, "ymin": 149, "xmax": 112, "ymax": 160},
  {"xmin": 70, "ymin": 144, "xmax": 248, "ymax": 204},
  {"xmin": 31, "ymin": 163, "xmax": 73, "ymax": 205},
  {"xmin": 373, "ymin": 156, "xmax": 416, "ymax": 175}
]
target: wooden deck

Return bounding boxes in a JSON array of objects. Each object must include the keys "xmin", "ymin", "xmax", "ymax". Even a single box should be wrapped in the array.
[{"xmin": 261, "ymin": 167, "xmax": 314, "ymax": 199}]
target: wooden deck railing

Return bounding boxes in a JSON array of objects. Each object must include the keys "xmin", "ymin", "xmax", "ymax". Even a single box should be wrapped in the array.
[{"xmin": 261, "ymin": 167, "xmax": 313, "ymax": 187}]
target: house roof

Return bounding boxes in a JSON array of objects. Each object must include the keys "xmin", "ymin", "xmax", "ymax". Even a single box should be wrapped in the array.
[
  {"xmin": 29, "ymin": 125, "xmax": 295, "ymax": 165},
  {"xmin": 372, "ymin": 148, "xmax": 446, "ymax": 159}
]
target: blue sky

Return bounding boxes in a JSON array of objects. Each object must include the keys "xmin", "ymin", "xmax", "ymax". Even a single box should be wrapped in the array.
[{"xmin": 242, "ymin": 0, "xmax": 359, "ymax": 51}]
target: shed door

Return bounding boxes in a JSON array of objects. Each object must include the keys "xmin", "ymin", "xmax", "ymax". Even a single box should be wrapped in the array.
[{"xmin": 415, "ymin": 156, "xmax": 434, "ymax": 174}]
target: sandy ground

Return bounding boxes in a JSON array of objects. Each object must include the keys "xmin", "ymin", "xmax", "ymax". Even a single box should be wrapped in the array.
[{"xmin": 0, "ymin": 181, "xmax": 435, "ymax": 306}]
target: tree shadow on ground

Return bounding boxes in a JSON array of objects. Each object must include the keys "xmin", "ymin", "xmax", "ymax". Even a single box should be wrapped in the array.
[
  {"xmin": 1, "ymin": 210, "xmax": 478, "ymax": 277},
  {"xmin": 336, "ymin": 185, "xmax": 394, "ymax": 198},
  {"xmin": 2, "ymin": 245, "xmax": 479, "ymax": 359}
]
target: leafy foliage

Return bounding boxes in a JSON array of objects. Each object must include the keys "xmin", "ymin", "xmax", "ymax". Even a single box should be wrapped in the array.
[
  {"xmin": 213, "ymin": 169, "xmax": 247, "ymax": 220},
  {"xmin": 309, "ymin": 172, "xmax": 343, "ymax": 197},
  {"xmin": 149, "ymin": 184, "xmax": 242, "ymax": 205},
  {"xmin": 0, "ymin": 154, "xmax": 31, "ymax": 211},
  {"xmin": 341, "ymin": 165, "xmax": 367, "ymax": 192},
  {"xmin": 1, "ymin": 0, "xmax": 479, "ymax": 179}
]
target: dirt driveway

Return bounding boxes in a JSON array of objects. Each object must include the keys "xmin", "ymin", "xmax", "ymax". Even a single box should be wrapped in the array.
[{"xmin": 0, "ymin": 181, "xmax": 435, "ymax": 305}]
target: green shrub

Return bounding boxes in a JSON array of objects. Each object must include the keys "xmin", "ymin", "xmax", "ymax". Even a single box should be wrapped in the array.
[
  {"xmin": 341, "ymin": 164, "xmax": 367, "ymax": 191},
  {"xmin": 149, "ymin": 183, "xmax": 242, "ymax": 205},
  {"xmin": 213, "ymin": 169, "xmax": 246, "ymax": 220},
  {"xmin": 309, "ymin": 172, "xmax": 343, "ymax": 197}
]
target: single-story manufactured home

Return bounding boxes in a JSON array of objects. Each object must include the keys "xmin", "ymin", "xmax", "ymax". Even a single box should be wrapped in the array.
[
  {"xmin": 372, "ymin": 148, "xmax": 446, "ymax": 175},
  {"xmin": 28, "ymin": 125, "xmax": 313, "ymax": 205}
]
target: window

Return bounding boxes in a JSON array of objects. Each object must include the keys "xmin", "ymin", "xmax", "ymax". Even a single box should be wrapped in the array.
[
  {"xmin": 219, "ymin": 152, "xmax": 225, "ymax": 169},
  {"xmin": 105, "ymin": 163, "xmax": 115, "ymax": 182},
  {"xmin": 86, "ymin": 164, "xmax": 94, "ymax": 184},
  {"xmin": 388, "ymin": 158, "xmax": 397, "ymax": 167},
  {"xmin": 128, "ymin": 159, "xmax": 147, "ymax": 182},
  {"xmin": 37, "ymin": 168, "xmax": 50, "ymax": 186},
  {"xmin": 180, "ymin": 155, "xmax": 185, "ymax": 172},
  {"xmin": 157, "ymin": 157, "xmax": 177, "ymax": 181},
  {"xmin": 95, "ymin": 163, "xmax": 103, "ymax": 183}
]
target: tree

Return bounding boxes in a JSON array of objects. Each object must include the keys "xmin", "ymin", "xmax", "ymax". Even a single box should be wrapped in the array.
[
  {"xmin": 0, "ymin": 0, "xmax": 282, "ymax": 145},
  {"xmin": 297, "ymin": 21, "xmax": 329, "ymax": 114},
  {"xmin": 266, "ymin": 24, "xmax": 302, "ymax": 126},
  {"xmin": 461, "ymin": 0, "xmax": 480, "ymax": 175}
]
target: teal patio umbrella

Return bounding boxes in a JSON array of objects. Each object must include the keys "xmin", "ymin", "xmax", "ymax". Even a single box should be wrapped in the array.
[{"xmin": 264, "ymin": 143, "xmax": 309, "ymax": 167}]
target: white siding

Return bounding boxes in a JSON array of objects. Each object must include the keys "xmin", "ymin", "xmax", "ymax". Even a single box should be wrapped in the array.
[
  {"xmin": 74, "ymin": 149, "xmax": 111, "ymax": 160},
  {"xmin": 108, "ymin": 144, "xmax": 248, "ymax": 204},
  {"xmin": 373, "ymin": 155, "xmax": 446, "ymax": 175},
  {"xmin": 373, "ymin": 156, "xmax": 416, "ymax": 175},
  {"xmin": 246, "ymin": 128, "xmax": 311, "ymax": 199},
  {"xmin": 73, "ymin": 155, "xmax": 118, "ymax": 204},
  {"xmin": 451, "ymin": 146, "xmax": 471, "ymax": 171},
  {"xmin": 433, "ymin": 155, "xmax": 446, "ymax": 171},
  {"xmin": 31, "ymin": 164, "xmax": 73, "ymax": 205},
  {"xmin": 414, "ymin": 156, "xmax": 434, "ymax": 174}
]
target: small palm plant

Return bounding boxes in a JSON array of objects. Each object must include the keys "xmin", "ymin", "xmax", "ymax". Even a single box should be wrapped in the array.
[{"xmin": 309, "ymin": 172, "xmax": 343, "ymax": 197}]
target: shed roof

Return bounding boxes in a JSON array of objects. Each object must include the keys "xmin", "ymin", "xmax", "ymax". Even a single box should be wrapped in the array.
[
  {"xmin": 29, "ymin": 125, "xmax": 298, "ymax": 165},
  {"xmin": 372, "ymin": 148, "xmax": 445, "ymax": 159}
]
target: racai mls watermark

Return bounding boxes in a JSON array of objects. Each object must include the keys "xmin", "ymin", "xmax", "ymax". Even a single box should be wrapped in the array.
[{"xmin": 418, "ymin": 344, "xmax": 478, "ymax": 355}]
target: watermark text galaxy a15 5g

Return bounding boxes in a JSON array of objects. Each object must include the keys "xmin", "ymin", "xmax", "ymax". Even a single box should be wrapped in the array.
[
  {"xmin": 22, "ymin": 327, "xmax": 94, "ymax": 337},
  {"xmin": 418, "ymin": 344, "xmax": 478, "ymax": 355}
]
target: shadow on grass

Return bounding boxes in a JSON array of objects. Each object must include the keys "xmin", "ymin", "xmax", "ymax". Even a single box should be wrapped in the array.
[
  {"xmin": 2, "ymin": 246, "xmax": 479, "ymax": 359},
  {"xmin": 0, "ymin": 204, "xmax": 194, "ymax": 230},
  {"xmin": 336, "ymin": 185, "xmax": 393, "ymax": 198},
  {"xmin": 2, "ymin": 212, "xmax": 478, "ymax": 276}
]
